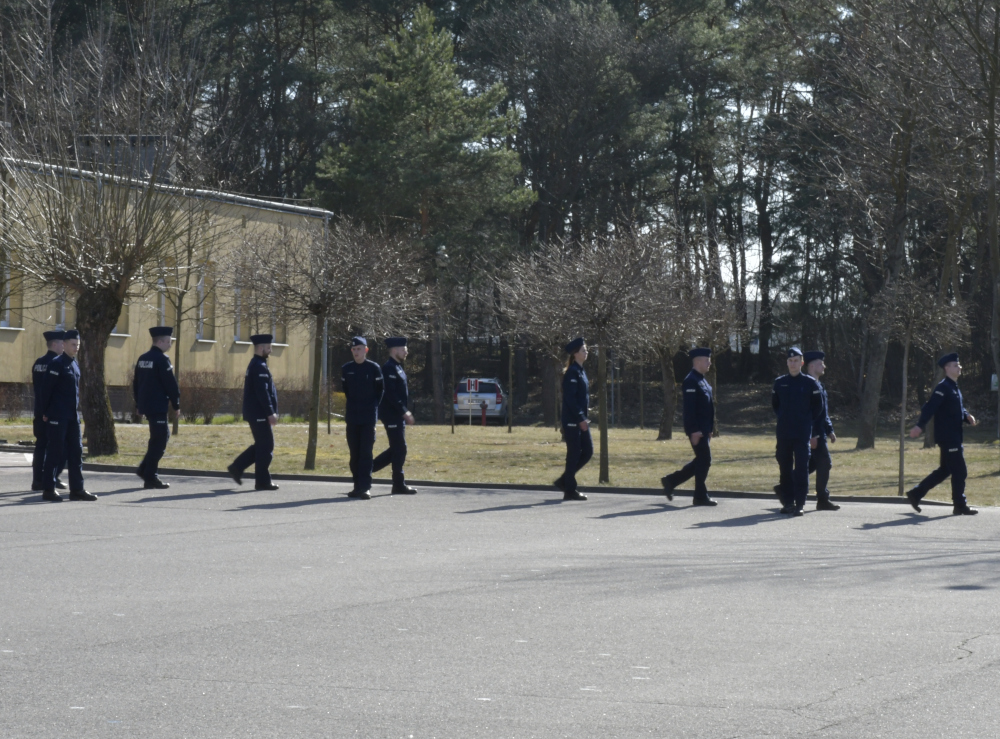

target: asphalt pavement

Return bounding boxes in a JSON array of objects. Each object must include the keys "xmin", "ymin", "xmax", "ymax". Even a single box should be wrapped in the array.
[{"xmin": 2, "ymin": 451, "xmax": 999, "ymax": 738}]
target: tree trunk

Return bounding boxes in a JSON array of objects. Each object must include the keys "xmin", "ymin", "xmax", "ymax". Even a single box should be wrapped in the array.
[
  {"xmin": 431, "ymin": 321, "xmax": 444, "ymax": 423},
  {"xmin": 639, "ymin": 363, "xmax": 644, "ymax": 430},
  {"xmin": 450, "ymin": 337, "xmax": 456, "ymax": 434},
  {"xmin": 507, "ymin": 333, "xmax": 514, "ymax": 433},
  {"xmin": 541, "ymin": 355, "xmax": 556, "ymax": 427},
  {"xmin": 304, "ymin": 312, "xmax": 323, "ymax": 470},
  {"xmin": 657, "ymin": 349, "xmax": 675, "ymax": 440},
  {"xmin": 172, "ymin": 294, "xmax": 184, "ymax": 435},
  {"xmin": 899, "ymin": 322, "xmax": 911, "ymax": 496},
  {"xmin": 75, "ymin": 288, "xmax": 122, "ymax": 456},
  {"xmin": 597, "ymin": 339, "xmax": 610, "ymax": 483}
]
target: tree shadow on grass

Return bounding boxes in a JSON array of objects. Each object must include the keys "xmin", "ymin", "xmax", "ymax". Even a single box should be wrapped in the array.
[{"xmin": 457, "ymin": 499, "xmax": 563, "ymax": 514}]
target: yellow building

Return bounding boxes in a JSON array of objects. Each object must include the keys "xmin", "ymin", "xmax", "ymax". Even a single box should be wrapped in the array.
[{"xmin": 0, "ymin": 187, "xmax": 331, "ymax": 410}]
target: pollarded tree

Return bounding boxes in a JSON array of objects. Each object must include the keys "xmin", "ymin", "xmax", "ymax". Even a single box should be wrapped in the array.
[
  {"xmin": 499, "ymin": 232, "xmax": 667, "ymax": 483},
  {"xmin": 0, "ymin": 3, "xmax": 198, "ymax": 455},
  {"xmin": 228, "ymin": 218, "xmax": 424, "ymax": 470}
]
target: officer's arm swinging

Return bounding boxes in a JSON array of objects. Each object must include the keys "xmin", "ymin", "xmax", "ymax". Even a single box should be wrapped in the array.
[
  {"xmin": 910, "ymin": 388, "xmax": 945, "ymax": 437},
  {"xmin": 160, "ymin": 358, "xmax": 181, "ymax": 411}
]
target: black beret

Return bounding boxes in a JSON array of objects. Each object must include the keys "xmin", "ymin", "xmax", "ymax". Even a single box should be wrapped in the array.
[
  {"xmin": 43, "ymin": 330, "xmax": 65, "ymax": 342},
  {"xmin": 352, "ymin": 336, "xmax": 367, "ymax": 347},
  {"xmin": 149, "ymin": 326, "xmax": 174, "ymax": 338},
  {"xmin": 250, "ymin": 334, "xmax": 273, "ymax": 345},
  {"xmin": 803, "ymin": 350, "xmax": 825, "ymax": 364},
  {"xmin": 688, "ymin": 347, "xmax": 712, "ymax": 359},
  {"xmin": 787, "ymin": 347, "xmax": 803, "ymax": 358},
  {"xmin": 64, "ymin": 329, "xmax": 79, "ymax": 340},
  {"xmin": 385, "ymin": 337, "xmax": 407, "ymax": 348},
  {"xmin": 564, "ymin": 337, "xmax": 585, "ymax": 354},
  {"xmin": 937, "ymin": 352, "xmax": 959, "ymax": 368}
]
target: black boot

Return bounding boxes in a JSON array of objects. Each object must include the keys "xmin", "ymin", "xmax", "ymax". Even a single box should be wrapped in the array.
[
  {"xmin": 391, "ymin": 484, "xmax": 418, "ymax": 495},
  {"xmin": 563, "ymin": 491, "xmax": 588, "ymax": 501},
  {"xmin": 953, "ymin": 505, "xmax": 979, "ymax": 516},
  {"xmin": 143, "ymin": 478, "xmax": 170, "ymax": 490},
  {"xmin": 905, "ymin": 489, "xmax": 922, "ymax": 513},
  {"xmin": 816, "ymin": 498, "xmax": 840, "ymax": 511},
  {"xmin": 227, "ymin": 464, "xmax": 243, "ymax": 486},
  {"xmin": 347, "ymin": 489, "xmax": 371, "ymax": 500},
  {"xmin": 69, "ymin": 490, "xmax": 97, "ymax": 501},
  {"xmin": 660, "ymin": 475, "xmax": 675, "ymax": 501},
  {"xmin": 692, "ymin": 496, "xmax": 718, "ymax": 507},
  {"xmin": 41, "ymin": 489, "xmax": 63, "ymax": 502}
]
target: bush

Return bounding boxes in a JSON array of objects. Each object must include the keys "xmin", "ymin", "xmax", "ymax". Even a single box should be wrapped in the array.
[
  {"xmin": 0, "ymin": 383, "xmax": 29, "ymax": 419},
  {"xmin": 180, "ymin": 371, "xmax": 226, "ymax": 424}
]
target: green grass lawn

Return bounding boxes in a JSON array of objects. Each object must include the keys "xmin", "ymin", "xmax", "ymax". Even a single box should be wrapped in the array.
[{"xmin": 5, "ymin": 419, "xmax": 995, "ymax": 506}]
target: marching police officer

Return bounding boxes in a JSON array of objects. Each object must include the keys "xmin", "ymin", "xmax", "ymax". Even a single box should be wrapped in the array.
[
  {"xmin": 803, "ymin": 350, "xmax": 840, "ymax": 511},
  {"xmin": 227, "ymin": 334, "xmax": 280, "ymax": 491},
  {"xmin": 772, "ymin": 347, "xmax": 823, "ymax": 516},
  {"xmin": 372, "ymin": 337, "xmax": 417, "ymax": 495},
  {"xmin": 342, "ymin": 337, "xmax": 384, "ymax": 500},
  {"xmin": 30, "ymin": 330, "xmax": 67, "ymax": 492},
  {"xmin": 661, "ymin": 347, "xmax": 717, "ymax": 506},
  {"xmin": 906, "ymin": 353, "xmax": 979, "ymax": 515},
  {"xmin": 38, "ymin": 330, "xmax": 96, "ymax": 502},
  {"xmin": 133, "ymin": 326, "xmax": 180, "ymax": 489},
  {"xmin": 554, "ymin": 337, "xmax": 591, "ymax": 501}
]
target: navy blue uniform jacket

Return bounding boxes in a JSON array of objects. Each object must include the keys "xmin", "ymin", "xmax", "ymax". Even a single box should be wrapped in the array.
[
  {"xmin": 32, "ymin": 350, "xmax": 59, "ymax": 418},
  {"xmin": 916, "ymin": 377, "xmax": 970, "ymax": 448},
  {"xmin": 379, "ymin": 357, "xmax": 409, "ymax": 421},
  {"xmin": 242, "ymin": 355, "xmax": 278, "ymax": 421},
  {"xmin": 772, "ymin": 373, "xmax": 824, "ymax": 441},
  {"xmin": 804, "ymin": 374, "xmax": 835, "ymax": 439},
  {"xmin": 561, "ymin": 362, "xmax": 589, "ymax": 426},
  {"xmin": 342, "ymin": 359, "xmax": 384, "ymax": 425},
  {"xmin": 682, "ymin": 369, "xmax": 714, "ymax": 437},
  {"xmin": 40, "ymin": 353, "xmax": 80, "ymax": 421},
  {"xmin": 133, "ymin": 346, "xmax": 180, "ymax": 415}
]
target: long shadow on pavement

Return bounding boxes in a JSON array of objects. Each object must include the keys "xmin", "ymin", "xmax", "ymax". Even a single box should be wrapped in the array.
[
  {"xmin": 234, "ymin": 496, "xmax": 357, "ymax": 510},
  {"xmin": 131, "ymin": 488, "xmax": 244, "ymax": 504},
  {"xmin": 689, "ymin": 510, "xmax": 789, "ymax": 528},
  {"xmin": 456, "ymin": 499, "xmax": 563, "ymax": 514},
  {"xmin": 857, "ymin": 512, "xmax": 951, "ymax": 530},
  {"xmin": 593, "ymin": 503, "xmax": 679, "ymax": 519}
]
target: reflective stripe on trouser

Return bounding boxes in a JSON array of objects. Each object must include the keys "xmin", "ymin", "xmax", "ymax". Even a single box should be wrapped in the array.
[
  {"xmin": 910, "ymin": 445, "xmax": 968, "ymax": 507},
  {"xmin": 346, "ymin": 423, "xmax": 377, "ymax": 492},
  {"xmin": 562, "ymin": 425, "xmax": 593, "ymax": 493},
  {"xmin": 372, "ymin": 421, "xmax": 407, "ymax": 486},
  {"xmin": 776, "ymin": 438, "xmax": 811, "ymax": 508},
  {"xmin": 42, "ymin": 418, "xmax": 84, "ymax": 492},
  {"xmin": 138, "ymin": 413, "xmax": 170, "ymax": 482},
  {"xmin": 230, "ymin": 420, "xmax": 275, "ymax": 487}
]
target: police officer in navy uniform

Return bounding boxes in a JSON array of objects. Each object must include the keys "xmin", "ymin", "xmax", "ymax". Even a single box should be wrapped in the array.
[
  {"xmin": 803, "ymin": 350, "xmax": 840, "ymax": 511},
  {"xmin": 772, "ymin": 347, "xmax": 824, "ymax": 516},
  {"xmin": 342, "ymin": 337, "xmax": 384, "ymax": 500},
  {"xmin": 906, "ymin": 353, "xmax": 979, "ymax": 515},
  {"xmin": 661, "ymin": 347, "xmax": 718, "ymax": 506},
  {"xmin": 30, "ymin": 330, "xmax": 67, "ymax": 492},
  {"xmin": 227, "ymin": 334, "xmax": 280, "ymax": 491},
  {"xmin": 372, "ymin": 337, "xmax": 417, "ymax": 495},
  {"xmin": 554, "ymin": 337, "xmax": 591, "ymax": 501},
  {"xmin": 133, "ymin": 326, "xmax": 180, "ymax": 489},
  {"xmin": 38, "ymin": 330, "xmax": 96, "ymax": 502}
]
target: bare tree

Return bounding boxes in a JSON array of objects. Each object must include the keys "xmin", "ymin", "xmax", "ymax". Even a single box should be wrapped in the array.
[
  {"xmin": 499, "ymin": 232, "xmax": 666, "ymax": 483},
  {"xmin": 0, "ymin": 2, "xmax": 199, "ymax": 454},
  {"xmin": 149, "ymin": 200, "xmax": 233, "ymax": 434},
  {"xmin": 228, "ymin": 218, "xmax": 424, "ymax": 470}
]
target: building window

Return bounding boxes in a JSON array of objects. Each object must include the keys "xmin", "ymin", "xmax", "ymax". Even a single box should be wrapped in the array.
[
  {"xmin": 233, "ymin": 289, "xmax": 250, "ymax": 342},
  {"xmin": 196, "ymin": 267, "xmax": 216, "ymax": 340},
  {"xmin": 54, "ymin": 288, "xmax": 75, "ymax": 329},
  {"xmin": 113, "ymin": 302, "xmax": 129, "ymax": 334},
  {"xmin": 0, "ymin": 263, "xmax": 20, "ymax": 328}
]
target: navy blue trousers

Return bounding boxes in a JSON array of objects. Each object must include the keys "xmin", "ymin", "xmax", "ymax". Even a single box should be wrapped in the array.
[
  {"xmin": 776, "ymin": 438, "xmax": 811, "ymax": 508},
  {"xmin": 346, "ymin": 423, "xmax": 376, "ymax": 492},
  {"xmin": 667, "ymin": 436, "xmax": 712, "ymax": 498},
  {"xmin": 372, "ymin": 420, "xmax": 407, "ymax": 486},
  {"xmin": 562, "ymin": 425, "xmax": 594, "ymax": 492},
  {"xmin": 808, "ymin": 435, "xmax": 832, "ymax": 500},
  {"xmin": 138, "ymin": 413, "xmax": 170, "ymax": 482},
  {"xmin": 231, "ymin": 420, "xmax": 274, "ymax": 488},
  {"xmin": 42, "ymin": 418, "xmax": 84, "ymax": 493},
  {"xmin": 910, "ymin": 445, "xmax": 968, "ymax": 507},
  {"xmin": 31, "ymin": 418, "xmax": 63, "ymax": 488}
]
